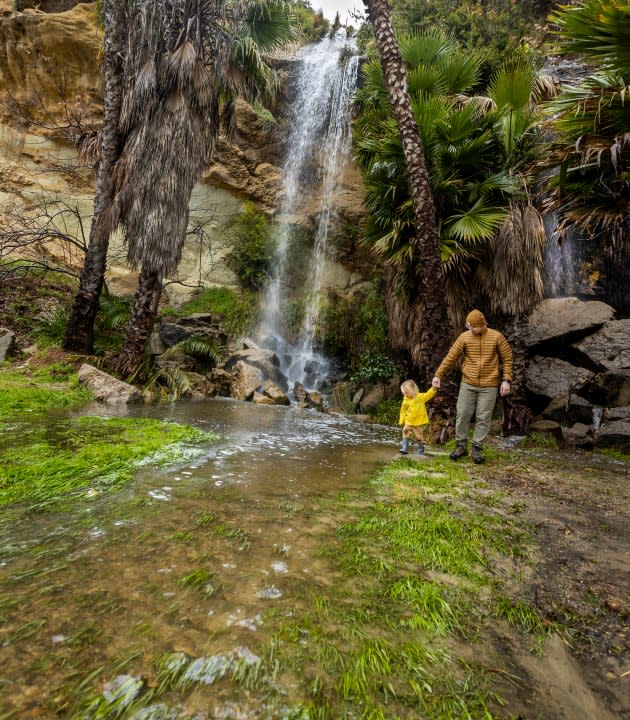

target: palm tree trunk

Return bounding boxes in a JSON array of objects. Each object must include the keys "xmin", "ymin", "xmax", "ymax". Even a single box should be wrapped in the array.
[
  {"xmin": 62, "ymin": 0, "xmax": 125, "ymax": 354},
  {"xmin": 500, "ymin": 314, "xmax": 531, "ymax": 435},
  {"xmin": 114, "ymin": 267, "xmax": 163, "ymax": 379},
  {"xmin": 362, "ymin": 0, "xmax": 454, "ymax": 385}
]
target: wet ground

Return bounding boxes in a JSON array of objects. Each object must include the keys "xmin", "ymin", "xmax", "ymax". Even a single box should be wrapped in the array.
[
  {"xmin": 0, "ymin": 399, "xmax": 628, "ymax": 719},
  {"xmin": 0, "ymin": 399, "xmax": 397, "ymax": 717}
]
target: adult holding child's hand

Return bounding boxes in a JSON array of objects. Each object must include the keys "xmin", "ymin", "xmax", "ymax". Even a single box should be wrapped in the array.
[{"xmin": 431, "ymin": 309, "xmax": 513, "ymax": 465}]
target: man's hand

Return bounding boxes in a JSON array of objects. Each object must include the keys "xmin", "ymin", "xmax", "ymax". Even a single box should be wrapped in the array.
[
  {"xmin": 432, "ymin": 376, "xmax": 441, "ymax": 389},
  {"xmin": 500, "ymin": 380, "xmax": 511, "ymax": 397}
]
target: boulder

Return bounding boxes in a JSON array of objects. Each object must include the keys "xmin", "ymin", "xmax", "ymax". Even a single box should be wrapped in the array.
[
  {"xmin": 329, "ymin": 381, "xmax": 355, "ymax": 414},
  {"xmin": 573, "ymin": 319, "xmax": 630, "ymax": 370},
  {"xmin": 527, "ymin": 418, "xmax": 567, "ymax": 448},
  {"xmin": 525, "ymin": 297, "xmax": 615, "ymax": 347},
  {"xmin": 525, "ymin": 356, "xmax": 593, "ymax": 402},
  {"xmin": 563, "ymin": 423, "xmax": 594, "ymax": 449},
  {"xmin": 229, "ymin": 360, "xmax": 263, "ymax": 401},
  {"xmin": 253, "ymin": 391, "xmax": 275, "ymax": 405},
  {"xmin": 578, "ymin": 370, "xmax": 630, "ymax": 408},
  {"xmin": 207, "ymin": 367, "xmax": 233, "ymax": 397},
  {"xmin": 541, "ymin": 393, "xmax": 593, "ymax": 426},
  {"xmin": 594, "ymin": 420, "xmax": 630, "ymax": 454},
  {"xmin": 604, "ymin": 406, "xmax": 630, "ymax": 422},
  {"xmin": 224, "ymin": 347, "xmax": 284, "ymax": 388},
  {"xmin": 261, "ymin": 379, "xmax": 290, "ymax": 406},
  {"xmin": 0, "ymin": 327, "xmax": 16, "ymax": 362},
  {"xmin": 78, "ymin": 364, "xmax": 143, "ymax": 405}
]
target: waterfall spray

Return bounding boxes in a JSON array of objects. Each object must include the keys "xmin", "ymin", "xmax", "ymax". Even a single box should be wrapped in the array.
[{"xmin": 256, "ymin": 35, "xmax": 359, "ymax": 394}]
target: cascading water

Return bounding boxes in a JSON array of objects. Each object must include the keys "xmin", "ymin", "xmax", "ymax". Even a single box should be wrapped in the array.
[{"xmin": 256, "ymin": 34, "xmax": 360, "ymax": 394}]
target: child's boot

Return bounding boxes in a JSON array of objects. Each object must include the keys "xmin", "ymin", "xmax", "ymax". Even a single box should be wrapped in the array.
[
  {"xmin": 399, "ymin": 438, "xmax": 410, "ymax": 455},
  {"xmin": 416, "ymin": 444, "xmax": 425, "ymax": 456}
]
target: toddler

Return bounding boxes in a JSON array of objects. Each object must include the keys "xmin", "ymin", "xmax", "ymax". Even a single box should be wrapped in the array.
[{"xmin": 399, "ymin": 379, "xmax": 437, "ymax": 455}]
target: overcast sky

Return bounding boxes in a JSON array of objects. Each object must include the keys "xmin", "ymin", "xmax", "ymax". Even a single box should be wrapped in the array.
[{"xmin": 313, "ymin": 0, "xmax": 365, "ymax": 23}]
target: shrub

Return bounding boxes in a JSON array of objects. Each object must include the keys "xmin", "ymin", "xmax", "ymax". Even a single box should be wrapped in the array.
[
  {"xmin": 350, "ymin": 352, "xmax": 398, "ymax": 386},
  {"xmin": 225, "ymin": 202, "xmax": 275, "ymax": 291}
]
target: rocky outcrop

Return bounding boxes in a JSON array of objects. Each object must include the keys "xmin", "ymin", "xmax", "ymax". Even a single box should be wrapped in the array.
[{"xmin": 524, "ymin": 297, "xmax": 630, "ymax": 452}]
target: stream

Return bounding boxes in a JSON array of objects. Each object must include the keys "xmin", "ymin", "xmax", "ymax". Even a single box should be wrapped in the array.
[{"xmin": 0, "ymin": 399, "xmax": 396, "ymax": 717}]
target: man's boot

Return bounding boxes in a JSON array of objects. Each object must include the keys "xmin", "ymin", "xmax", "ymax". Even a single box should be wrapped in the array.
[
  {"xmin": 400, "ymin": 438, "xmax": 410, "ymax": 455},
  {"xmin": 449, "ymin": 443, "xmax": 468, "ymax": 460},
  {"xmin": 471, "ymin": 444, "xmax": 485, "ymax": 465}
]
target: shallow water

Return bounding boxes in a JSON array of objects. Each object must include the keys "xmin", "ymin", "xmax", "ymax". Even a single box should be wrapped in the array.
[{"xmin": 0, "ymin": 399, "xmax": 396, "ymax": 717}]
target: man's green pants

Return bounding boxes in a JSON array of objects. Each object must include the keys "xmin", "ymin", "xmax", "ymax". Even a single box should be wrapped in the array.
[{"xmin": 455, "ymin": 382, "xmax": 498, "ymax": 447}]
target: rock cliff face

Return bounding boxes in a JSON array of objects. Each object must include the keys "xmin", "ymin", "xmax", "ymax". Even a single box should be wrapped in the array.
[{"xmin": 0, "ymin": 2, "xmax": 368, "ymax": 301}]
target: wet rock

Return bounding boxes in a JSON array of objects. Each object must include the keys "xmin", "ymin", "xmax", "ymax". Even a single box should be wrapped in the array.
[
  {"xmin": 604, "ymin": 406, "xmax": 630, "ymax": 422},
  {"xmin": 0, "ymin": 327, "xmax": 16, "ymax": 362},
  {"xmin": 525, "ymin": 297, "xmax": 615, "ymax": 347},
  {"xmin": 329, "ymin": 381, "xmax": 355, "ymax": 414},
  {"xmin": 207, "ymin": 367, "xmax": 233, "ymax": 397},
  {"xmin": 78, "ymin": 364, "xmax": 143, "ymax": 405},
  {"xmin": 230, "ymin": 361, "xmax": 263, "ymax": 401},
  {"xmin": 261, "ymin": 379, "xmax": 290, "ymax": 405},
  {"xmin": 224, "ymin": 347, "xmax": 284, "ymax": 389},
  {"xmin": 252, "ymin": 391, "xmax": 275, "ymax": 405}
]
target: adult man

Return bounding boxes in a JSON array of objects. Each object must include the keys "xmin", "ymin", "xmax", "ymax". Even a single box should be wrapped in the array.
[{"xmin": 431, "ymin": 309, "xmax": 512, "ymax": 464}]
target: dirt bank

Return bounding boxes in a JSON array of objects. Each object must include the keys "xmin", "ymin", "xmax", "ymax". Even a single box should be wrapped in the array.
[{"xmin": 473, "ymin": 441, "xmax": 629, "ymax": 719}]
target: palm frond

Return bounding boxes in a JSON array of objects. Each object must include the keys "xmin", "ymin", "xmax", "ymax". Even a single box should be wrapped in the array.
[
  {"xmin": 162, "ymin": 336, "xmax": 224, "ymax": 364},
  {"xmin": 445, "ymin": 199, "xmax": 508, "ymax": 242}
]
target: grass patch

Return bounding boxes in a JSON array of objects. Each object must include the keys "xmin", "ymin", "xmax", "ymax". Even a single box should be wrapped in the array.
[
  {"xmin": 0, "ymin": 366, "xmax": 90, "ymax": 420},
  {"xmin": 0, "ymin": 415, "xmax": 215, "ymax": 510}
]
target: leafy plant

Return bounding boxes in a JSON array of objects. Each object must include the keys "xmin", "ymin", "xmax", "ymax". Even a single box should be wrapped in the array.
[
  {"xmin": 350, "ymin": 352, "xmax": 398, "ymax": 386},
  {"xmin": 225, "ymin": 202, "xmax": 276, "ymax": 290}
]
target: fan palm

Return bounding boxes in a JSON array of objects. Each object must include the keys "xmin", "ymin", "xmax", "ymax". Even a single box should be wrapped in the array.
[
  {"xmin": 106, "ymin": 0, "xmax": 294, "ymax": 377},
  {"xmin": 354, "ymin": 35, "xmax": 546, "ymax": 309}
]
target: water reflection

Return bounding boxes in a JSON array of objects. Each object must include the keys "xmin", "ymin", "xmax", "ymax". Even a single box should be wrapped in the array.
[{"xmin": 0, "ymin": 399, "xmax": 395, "ymax": 717}]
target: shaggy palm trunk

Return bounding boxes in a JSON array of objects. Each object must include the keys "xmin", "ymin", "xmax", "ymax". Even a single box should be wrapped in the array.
[
  {"xmin": 114, "ymin": 267, "xmax": 163, "ymax": 379},
  {"xmin": 603, "ymin": 226, "xmax": 630, "ymax": 314},
  {"xmin": 500, "ymin": 315, "xmax": 531, "ymax": 435},
  {"xmin": 362, "ymin": 0, "xmax": 453, "ymax": 385},
  {"xmin": 63, "ymin": 0, "xmax": 125, "ymax": 354}
]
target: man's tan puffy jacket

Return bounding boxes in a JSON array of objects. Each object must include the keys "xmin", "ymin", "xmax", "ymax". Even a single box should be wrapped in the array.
[{"xmin": 435, "ymin": 327, "xmax": 513, "ymax": 388}]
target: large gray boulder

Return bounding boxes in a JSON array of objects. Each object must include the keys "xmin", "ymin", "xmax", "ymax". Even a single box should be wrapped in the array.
[
  {"xmin": 78, "ymin": 364, "xmax": 143, "ymax": 404},
  {"xmin": 524, "ymin": 356, "xmax": 593, "ymax": 401},
  {"xmin": 573, "ymin": 319, "xmax": 630, "ymax": 370},
  {"xmin": 525, "ymin": 297, "xmax": 615, "ymax": 347},
  {"xmin": 224, "ymin": 347, "xmax": 285, "ymax": 389},
  {"xmin": 541, "ymin": 392, "xmax": 594, "ymax": 426}
]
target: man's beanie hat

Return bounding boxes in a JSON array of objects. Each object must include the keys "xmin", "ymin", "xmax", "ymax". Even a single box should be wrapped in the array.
[{"xmin": 466, "ymin": 309, "xmax": 486, "ymax": 327}]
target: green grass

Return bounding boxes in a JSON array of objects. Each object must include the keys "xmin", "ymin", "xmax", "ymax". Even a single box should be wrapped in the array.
[
  {"xmin": 0, "ymin": 367, "xmax": 90, "ymax": 420},
  {"xmin": 0, "ymin": 415, "xmax": 214, "ymax": 509}
]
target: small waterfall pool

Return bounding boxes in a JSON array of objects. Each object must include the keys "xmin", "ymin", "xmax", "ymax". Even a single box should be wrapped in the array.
[{"xmin": 0, "ymin": 399, "xmax": 396, "ymax": 717}]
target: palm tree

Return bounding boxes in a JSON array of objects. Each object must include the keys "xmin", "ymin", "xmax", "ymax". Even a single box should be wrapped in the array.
[
  {"xmin": 361, "ymin": 0, "xmax": 454, "ymax": 386},
  {"xmin": 62, "ymin": 0, "xmax": 126, "ymax": 354},
  {"xmin": 107, "ymin": 0, "xmax": 293, "ymax": 377},
  {"xmin": 539, "ymin": 0, "xmax": 630, "ymax": 312},
  {"xmin": 355, "ymin": 32, "xmax": 553, "ymax": 431}
]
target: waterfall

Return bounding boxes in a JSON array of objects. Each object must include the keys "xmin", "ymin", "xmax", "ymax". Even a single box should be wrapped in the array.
[{"xmin": 256, "ymin": 34, "xmax": 359, "ymax": 393}]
